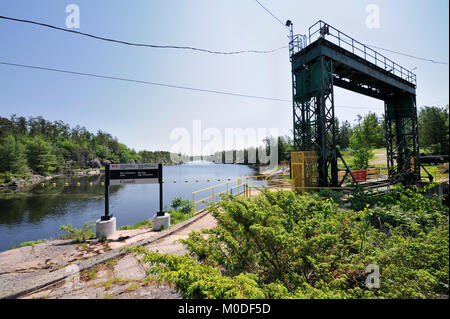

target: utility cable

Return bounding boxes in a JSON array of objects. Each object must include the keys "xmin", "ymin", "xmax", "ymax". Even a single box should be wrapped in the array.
[
  {"xmin": 254, "ymin": 0, "xmax": 288, "ymax": 30},
  {"xmin": 0, "ymin": 60, "xmax": 290, "ymax": 102},
  {"xmin": 367, "ymin": 44, "xmax": 449, "ymax": 65},
  {"xmin": 0, "ymin": 15, "xmax": 287, "ymax": 55},
  {"xmin": 2, "ymin": 60, "xmax": 446, "ymax": 110}
]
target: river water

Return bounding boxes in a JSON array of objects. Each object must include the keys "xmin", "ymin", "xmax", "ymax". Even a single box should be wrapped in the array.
[{"xmin": 0, "ymin": 162, "xmax": 257, "ymax": 252}]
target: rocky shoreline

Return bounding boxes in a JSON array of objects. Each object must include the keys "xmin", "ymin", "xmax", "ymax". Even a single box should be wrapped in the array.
[{"xmin": 0, "ymin": 169, "xmax": 102, "ymax": 194}]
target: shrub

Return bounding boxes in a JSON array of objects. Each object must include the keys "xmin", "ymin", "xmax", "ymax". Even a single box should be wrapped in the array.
[
  {"xmin": 59, "ymin": 222, "xmax": 95, "ymax": 243},
  {"xmin": 129, "ymin": 188, "xmax": 449, "ymax": 299},
  {"xmin": 318, "ymin": 189, "xmax": 345, "ymax": 205},
  {"xmin": 170, "ymin": 197, "xmax": 192, "ymax": 215}
]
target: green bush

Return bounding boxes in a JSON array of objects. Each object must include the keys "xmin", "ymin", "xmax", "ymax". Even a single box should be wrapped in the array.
[
  {"xmin": 129, "ymin": 188, "xmax": 449, "ymax": 299},
  {"xmin": 1, "ymin": 171, "xmax": 14, "ymax": 184},
  {"xmin": 59, "ymin": 222, "xmax": 95, "ymax": 243},
  {"xmin": 169, "ymin": 197, "xmax": 193, "ymax": 225},
  {"xmin": 170, "ymin": 197, "xmax": 192, "ymax": 215},
  {"xmin": 318, "ymin": 189, "xmax": 345, "ymax": 205},
  {"xmin": 351, "ymin": 148, "xmax": 374, "ymax": 170}
]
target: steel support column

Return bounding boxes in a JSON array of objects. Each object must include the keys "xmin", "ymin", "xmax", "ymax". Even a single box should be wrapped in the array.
[{"xmin": 292, "ymin": 56, "xmax": 337, "ymax": 187}]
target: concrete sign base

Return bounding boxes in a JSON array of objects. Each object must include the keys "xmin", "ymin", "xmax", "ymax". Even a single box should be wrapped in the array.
[
  {"xmin": 153, "ymin": 213, "xmax": 170, "ymax": 231},
  {"xmin": 96, "ymin": 217, "xmax": 116, "ymax": 239}
]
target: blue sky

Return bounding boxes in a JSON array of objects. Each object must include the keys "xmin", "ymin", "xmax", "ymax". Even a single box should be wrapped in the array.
[{"xmin": 0, "ymin": 0, "xmax": 448, "ymax": 153}]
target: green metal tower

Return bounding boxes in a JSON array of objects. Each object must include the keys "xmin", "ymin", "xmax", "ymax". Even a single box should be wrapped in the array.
[{"xmin": 289, "ymin": 21, "xmax": 420, "ymax": 187}]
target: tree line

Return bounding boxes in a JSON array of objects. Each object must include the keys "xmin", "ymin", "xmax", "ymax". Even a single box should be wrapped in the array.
[
  {"xmin": 204, "ymin": 104, "xmax": 449, "ymax": 170},
  {"xmin": 346, "ymin": 105, "xmax": 449, "ymax": 169},
  {"xmin": 1, "ymin": 105, "xmax": 447, "ymax": 178},
  {"xmin": 0, "ymin": 115, "xmax": 174, "ymax": 178}
]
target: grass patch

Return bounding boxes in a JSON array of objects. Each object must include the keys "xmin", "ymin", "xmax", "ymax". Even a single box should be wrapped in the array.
[
  {"xmin": 118, "ymin": 219, "xmax": 153, "ymax": 230},
  {"xmin": 118, "ymin": 197, "xmax": 194, "ymax": 232},
  {"xmin": 104, "ymin": 278, "xmax": 130, "ymax": 290},
  {"xmin": 8, "ymin": 239, "xmax": 47, "ymax": 250},
  {"xmin": 88, "ymin": 270, "xmax": 97, "ymax": 280},
  {"xmin": 126, "ymin": 283, "xmax": 140, "ymax": 292},
  {"xmin": 106, "ymin": 259, "xmax": 118, "ymax": 267},
  {"xmin": 80, "ymin": 267, "xmax": 99, "ymax": 282}
]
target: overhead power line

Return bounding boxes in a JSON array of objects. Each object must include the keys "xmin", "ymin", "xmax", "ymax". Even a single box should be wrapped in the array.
[
  {"xmin": 2, "ymin": 60, "xmax": 444, "ymax": 111},
  {"xmin": 254, "ymin": 0, "xmax": 288, "ymax": 30},
  {"xmin": 367, "ymin": 44, "xmax": 449, "ymax": 65},
  {"xmin": 0, "ymin": 61, "xmax": 291, "ymax": 103},
  {"xmin": 0, "ymin": 15, "xmax": 287, "ymax": 55},
  {"xmin": 0, "ymin": 60, "xmax": 382, "ymax": 109}
]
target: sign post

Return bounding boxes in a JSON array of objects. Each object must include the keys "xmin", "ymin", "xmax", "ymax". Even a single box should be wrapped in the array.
[
  {"xmin": 153, "ymin": 163, "xmax": 170, "ymax": 230},
  {"xmin": 96, "ymin": 164, "xmax": 116, "ymax": 238},
  {"xmin": 96, "ymin": 163, "xmax": 169, "ymax": 238},
  {"xmin": 157, "ymin": 163, "xmax": 164, "ymax": 217},
  {"xmin": 102, "ymin": 165, "xmax": 111, "ymax": 221}
]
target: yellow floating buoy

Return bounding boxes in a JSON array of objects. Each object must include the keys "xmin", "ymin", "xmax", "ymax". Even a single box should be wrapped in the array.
[
  {"xmin": 195, "ymin": 179, "xmax": 199, "ymax": 182},
  {"xmin": 53, "ymin": 183, "xmax": 56, "ymax": 187},
  {"xmin": 65, "ymin": 182, "xmax": 69, "ymax": 187},
  {"xmin": 101, "ymin": 182, "xmax": 104, "ymax": 186},
  {"xmin": 173, "ymin": 180, "xmax": 177, "ymax": 183},
  {"xmin": 89, "ymin": 182, "xmax": 93, "ymax": 186},
  {"xmin": 40, "ymin": 183, "xmax": 45, "ymax": 187},
  {"xmin": 207, "ymin": 179, "xmax": 210, "ymax": 182},
  {"xmin": 185, "ymin": 180, "xmax": 188, "ymax": 183},
  {"xmin": 76, "ymin": 182, "xmax": 81, "ymax": 187}
]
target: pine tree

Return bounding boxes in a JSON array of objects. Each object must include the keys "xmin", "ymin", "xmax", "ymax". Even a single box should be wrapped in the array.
[
  {"xmin": 26, "ymin": 136, "xmax": 58, "ymax": 175},
  {"xmin": 0, "ymin": 135, "xmax": 28, "ymax": 174}
]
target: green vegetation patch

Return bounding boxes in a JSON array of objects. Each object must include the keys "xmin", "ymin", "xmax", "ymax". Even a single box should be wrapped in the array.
[
  {"xmin": 59, "ymin": 222, "xmax": 95, "ymax": 243},
  {"xmin": 128, "ymin": 186, "xmax": 449, "ymax": 299},
  {"xmin": 119, "ymin": 220, "xmax": 153, "ymax": 230},
  {"xmin": 8, "ymin": 239, "xmax": 47, "ymax": 250},
  {"xmin": 118, "ymin": 197, "xmax": 193, "ymax": 231}
]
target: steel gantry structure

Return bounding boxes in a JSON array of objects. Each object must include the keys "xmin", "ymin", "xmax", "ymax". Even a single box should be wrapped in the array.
[{"xmin": 288, "ymin": 20, "xmax": 420, "ymax": 187}]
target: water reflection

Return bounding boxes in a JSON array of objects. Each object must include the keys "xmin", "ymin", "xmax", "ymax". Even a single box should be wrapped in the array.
[{"xmin": 0, "ymin": 163, "xmax": 257, "ymax": 251}]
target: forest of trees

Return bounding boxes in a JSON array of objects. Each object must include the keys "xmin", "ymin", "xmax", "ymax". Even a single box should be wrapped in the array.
[
  {"xmin": 0, "ymin": 115, "xmax": 173, "ymax": 178},
  {"xmin": 0, "ymin": 105, "xmax": 448, "ymax": 179}
]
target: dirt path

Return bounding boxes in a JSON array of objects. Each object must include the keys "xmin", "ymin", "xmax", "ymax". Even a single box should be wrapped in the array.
[{"xmin": 371, "ymin": 149, "xmax": 387, "ymax": 165}]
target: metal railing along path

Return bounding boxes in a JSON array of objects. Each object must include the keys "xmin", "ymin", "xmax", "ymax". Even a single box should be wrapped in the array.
[
  {"xmin": 290, "ymin": 20, "xmax": 416, "ymax": 86},
  {"xmin": 191, "ymin": 174, "xmax": 397, "ymax": 216}
]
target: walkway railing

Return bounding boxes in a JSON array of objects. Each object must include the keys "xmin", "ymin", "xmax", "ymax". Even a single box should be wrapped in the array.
[
  {"xmin": 192, "ymin": 175, "xmax": 290, "ymax": 216},
  {"xmin": 191, "ymin": 172, "xmax": 396, "ymax": 216},
  {"xmin": 307, "ymin": 20, "xmax": 417, "ymax": 85}
]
